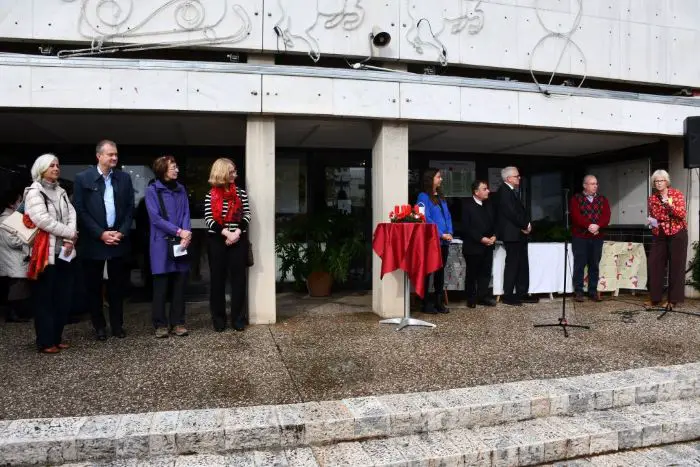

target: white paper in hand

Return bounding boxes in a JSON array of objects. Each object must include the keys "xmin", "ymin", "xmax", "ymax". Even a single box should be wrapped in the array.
[
  {"xmin": 647, "ymin": 217, "xmax": 659, "ymax": 228},
  {"xmin": 173, "ymin": 244, "xmax": 188, "ymax": 257},
  {"xmin": 58, "ymin": 245, "xmax": 77, "ymax": 262}
]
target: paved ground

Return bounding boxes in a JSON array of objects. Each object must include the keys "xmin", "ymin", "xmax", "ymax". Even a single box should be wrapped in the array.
[{"xmin": 1, "ymin": 292, "xmax": 700, "ymax": 420}]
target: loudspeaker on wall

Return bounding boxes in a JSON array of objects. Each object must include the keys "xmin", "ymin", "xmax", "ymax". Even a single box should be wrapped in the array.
[{"xmin": 684, "ymin": 116, "xmax": 700, "ymax": 169}]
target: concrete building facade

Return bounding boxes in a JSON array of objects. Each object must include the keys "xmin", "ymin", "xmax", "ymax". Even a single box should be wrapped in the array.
[{"xmin": 1, "ymin": 0, "xmax": 699, "ymax": 322}]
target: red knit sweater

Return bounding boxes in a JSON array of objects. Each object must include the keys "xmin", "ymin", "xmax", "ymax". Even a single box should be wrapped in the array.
[{"xmin": 570, "ymin": 192, "xmax": 611, "ymax": 239}]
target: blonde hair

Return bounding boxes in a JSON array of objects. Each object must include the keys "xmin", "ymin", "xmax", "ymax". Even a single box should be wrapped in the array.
[
  {"xmin": 31, "ymin": 153, "xmax": 59, "ymax": 182},
  {"xmin": 650, "ymin": 169, "xmax": 671, "ymax": 186},
  {"xmin": 208, "ymin": 158, "xmax": 235, "ymax": 187}
]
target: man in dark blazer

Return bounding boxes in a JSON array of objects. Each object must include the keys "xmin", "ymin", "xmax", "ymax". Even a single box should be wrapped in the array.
[
  {"xmin": 495, "ymin": 166, "xmax": 539, "ymax": 306},
  {"xmin": 73, "ymin": 140, "xmax": 135, "ymax": 340},
  {"xmin": 462, "ymin": 180, "xmax": 497, "ymax": 308}
]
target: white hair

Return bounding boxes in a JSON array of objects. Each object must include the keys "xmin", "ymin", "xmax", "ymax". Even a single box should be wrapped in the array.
[
  {"xmin": 30, "ymin": 153, "xmax": 58, "ymax": 183},
  {"xmin": 583, "ymin": 174, "xmax": 597, "ymax": 184},
  {"xmin": 650, "ymin": 169, "xmax": 670, "ymax": 186},
  {"xmin": 501, "ymin": 166, "xmax": 518, "ymax": 182}
]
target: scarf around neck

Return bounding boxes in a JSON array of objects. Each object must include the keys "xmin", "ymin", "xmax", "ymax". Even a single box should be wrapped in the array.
[{"xmin": 210, "ymin": 184, "xmax": 242, "ymax": 225}]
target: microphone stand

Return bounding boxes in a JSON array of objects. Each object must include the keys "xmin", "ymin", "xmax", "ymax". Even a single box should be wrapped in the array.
[{"xmin": 534, "ymin": 188, "xmax": 590, "ymax": 337}]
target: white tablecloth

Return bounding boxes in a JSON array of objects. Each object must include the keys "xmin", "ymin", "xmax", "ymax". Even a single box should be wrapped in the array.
[{"xmin": 492, "ymin": 242, "xmax": 574, "ymax": 295}]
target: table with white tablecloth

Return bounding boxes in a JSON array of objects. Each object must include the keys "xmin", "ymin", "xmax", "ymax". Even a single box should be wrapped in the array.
[
  {"xmin": 435, "ymin": 240, "xmax": 647, "ymax": 297},
  {"xmin": 492, "ymin": 242, "xmax": 574, "ymax": 296}
]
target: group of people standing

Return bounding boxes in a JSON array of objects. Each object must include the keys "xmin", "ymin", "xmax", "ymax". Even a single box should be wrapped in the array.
[
  {"xmin": 0, "ymin": 140, "xmax": 251, "ymax": 354},
  {"xmin": 417, "ymin": 166, "xmax": 541, "ymax": 312},
  {"xmin": 417, "ymin": 166, "xmax": 688, "ymax": 313}
]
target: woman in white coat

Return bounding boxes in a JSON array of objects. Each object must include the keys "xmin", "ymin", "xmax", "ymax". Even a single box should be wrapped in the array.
[
  {"xmin": 25, "ymin": 154, "xmax": 78, "ymax": 354},
  {"xmin": 0, "ymin": 184, "xmax": 31, "ymax": 322}
]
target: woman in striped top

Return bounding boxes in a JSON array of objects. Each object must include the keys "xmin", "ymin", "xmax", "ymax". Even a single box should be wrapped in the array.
[{"xmin": 204, "ymin": 158, "xmax": 251, "ymax": 332}]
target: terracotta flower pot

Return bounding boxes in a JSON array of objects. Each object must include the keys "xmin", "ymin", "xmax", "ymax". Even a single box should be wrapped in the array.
[{"xmin": 307, "ymin": 271, "xmax": 333, "ymax": 297}]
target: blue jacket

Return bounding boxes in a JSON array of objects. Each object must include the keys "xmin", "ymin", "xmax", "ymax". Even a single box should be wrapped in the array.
[
  {"xmin": 73, "ymin": 167, "xmax": 135, "ymax": 260},
  {"xmin": 417, "ymin": 192, "xmax": 453, "ymax": 245}
]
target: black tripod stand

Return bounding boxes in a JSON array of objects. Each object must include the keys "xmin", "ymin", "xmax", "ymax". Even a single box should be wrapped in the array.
[
  {"xmin": 534, "ymin": 189, "xmax": 590, "ymax": 337},
  {"xmin": 648, "ymin": 209, "xmax": 700, "ymax": 320}
]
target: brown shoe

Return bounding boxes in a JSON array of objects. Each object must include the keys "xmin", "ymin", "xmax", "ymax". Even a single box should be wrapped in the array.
[
  {"xmin": 155, "ymin": 327, "xmax": 169, "ymax": 338},
  {"xmin": 39, "ymin": 346, "xmax": 60, "ymax": 354},
  {"xmin": 173, "ymin": 325, "xmax": 189, "ymax": 337},
  {"xmin": 57, "ymin": 342, "xmax": 70, "ymax": 349},
  {"xmin": 589, "ymin": 294, "xmax": 602, "ymax": 302},
  {"xmin": 574, "ymin": 292, "xmax": 585, "ymax": 302}
]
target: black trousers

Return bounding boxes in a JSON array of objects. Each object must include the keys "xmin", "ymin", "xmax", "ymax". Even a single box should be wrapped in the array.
[
  {"xmin": 649, "ymin": 229, "xmax": 688, "ymax": 304},
  {"xmin": 84, "ymin": 257, "xmax": 126, "ymax": 332},
  {"xmin": 207, "ymin": 233, "xmax": 247, "ymax": 330},
  {"xmin": 423, "ymin": 245, "xmax": 449, "ymax": 303},
  {"xmin": 465, "ymin": 249, "xmax": 493, "ymax": 303},
  {"xmin": 503, "ymin": 241, "xmax": 529, "ymax": 298},
  {"xmin": 152, "ymin": 272, "xmax": 187, "ymax": 328},
  {"xmin": 32, "ymin": 259, "xmax": 75, "ymax": 349},
  {"xmin": 572, "ymin": 236, "xmax": 603, "ymax": 296}
]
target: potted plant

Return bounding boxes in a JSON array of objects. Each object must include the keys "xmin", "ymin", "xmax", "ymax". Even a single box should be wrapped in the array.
[{"xmin": 276, "ymin": 209, "xmax": 365, "ymax": 297}]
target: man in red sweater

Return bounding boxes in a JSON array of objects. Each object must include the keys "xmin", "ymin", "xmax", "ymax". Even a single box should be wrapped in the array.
[{"xmin": 570, "ymin": 175, "xmax": 611, "ymax": 302}]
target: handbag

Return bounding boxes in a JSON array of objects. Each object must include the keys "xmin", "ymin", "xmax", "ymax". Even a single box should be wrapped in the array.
[
  {"xmin": 0, "ymin": 210, "xmax": 38, "ymax": 244},
  {"xmin": 156, "ymin": 190, "xmax": 187, "ymax": 261},
  {"xmin": 247, "ymin": 237, "xmax": 254, "ymax": 267}
]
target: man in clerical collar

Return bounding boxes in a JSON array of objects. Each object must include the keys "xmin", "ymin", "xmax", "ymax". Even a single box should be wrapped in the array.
[
  {"xmin": 570, "ymin": 175, "xmax": 610, "ymax": 302},
  {"xmin": 462, "ymin": 180, "xmax": 497, "ymax": 308}
]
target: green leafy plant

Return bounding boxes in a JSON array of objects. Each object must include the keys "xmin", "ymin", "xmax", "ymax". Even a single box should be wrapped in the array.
[
  {"xmin": 686, "ymin": 241, "xmax": 700, "ymax": 292},
  {"xmin": 530, "ymin": 219, "xmax": 572, "ymax": 242},
  {"xmin": 275, "ymin": 208, "xmax": 365, "ymax": 290}
]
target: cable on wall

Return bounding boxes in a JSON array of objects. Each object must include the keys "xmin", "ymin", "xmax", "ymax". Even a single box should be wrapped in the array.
[
  {"xmin": 528, "ymin": 0, "xmax": 587, "ymax": 97},
  {"xmin": 405, "ymin": 0, "xmax": 485, "ymax": 66},
  {"xmin": 57, "ymin": 0, "xmax": 252, "ymax": 58}
]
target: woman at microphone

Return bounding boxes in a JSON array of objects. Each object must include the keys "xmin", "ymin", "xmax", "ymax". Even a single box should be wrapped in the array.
[{"xmin": 647, "ymin": 170, "xmax": 688, "ymax": 308}]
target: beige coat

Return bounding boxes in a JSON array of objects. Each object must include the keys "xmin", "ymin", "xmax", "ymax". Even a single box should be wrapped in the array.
[
  {"xmin": 24, "ymin": 181, "xmax": 77, "ymax": 265},
  {"xmin": 0, "ymin": 208, "xmax": 30, "ymax": 278}
]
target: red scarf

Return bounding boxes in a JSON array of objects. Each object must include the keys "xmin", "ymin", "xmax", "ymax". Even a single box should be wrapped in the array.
[
  {"xmin": 210, "ymin": 185, "xmax": 242, "ymax": 225},
  {"xmin": 24, "ymin": 214, "xmax": 49, "ymax": 280}
]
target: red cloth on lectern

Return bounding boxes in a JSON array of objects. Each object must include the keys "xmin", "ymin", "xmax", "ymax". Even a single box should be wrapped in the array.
[{"xmin": 372, "ymin": 223, "xmax": 443, "ymax": 299}]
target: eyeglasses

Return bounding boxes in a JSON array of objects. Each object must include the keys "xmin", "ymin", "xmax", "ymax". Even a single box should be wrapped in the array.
[
  {"xmin": 509, "ymin": 175, "xmax": 521, "ymax": 179},
  {"xmin": 653, "ymin": 180, "xmax": 667, "ymax": 183}
]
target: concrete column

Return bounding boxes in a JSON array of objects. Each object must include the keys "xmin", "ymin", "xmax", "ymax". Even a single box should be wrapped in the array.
[
  {"xmin": 246, "ymin": 116, "xmax": 276, "ymax": 323},
  {"xmin": 371, "ymin": 122, "xmax": 409, "ymax": 318},
  {"xmin": 668, "ymin": 137, "xmax": 699, "ymax": 298}
]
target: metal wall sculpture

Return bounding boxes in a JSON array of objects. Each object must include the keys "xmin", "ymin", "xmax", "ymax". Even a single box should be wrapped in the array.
[{"xmin": 58, "ymin": 0, "xmax": 252, "ymax": 58}]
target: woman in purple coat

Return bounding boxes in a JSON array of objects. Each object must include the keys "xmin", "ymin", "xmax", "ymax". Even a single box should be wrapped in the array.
[{"xmin": 145, "ymin": 155, "xmax": 192, "ymax": 338}]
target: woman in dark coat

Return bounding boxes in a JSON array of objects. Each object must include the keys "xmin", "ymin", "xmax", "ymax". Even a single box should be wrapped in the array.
[{"xmin": 145, "ymin": 155, "xmax": 192, "ymax": 338}]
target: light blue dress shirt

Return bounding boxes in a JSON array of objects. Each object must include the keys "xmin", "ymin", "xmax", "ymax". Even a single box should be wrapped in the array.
[{"xmin": 98, "ymin": 166, "xmax": 116, "ymax": 228}]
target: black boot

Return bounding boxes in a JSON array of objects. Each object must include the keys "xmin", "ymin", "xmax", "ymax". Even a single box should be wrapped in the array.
[
  {"xmin": 435, "ymin": 291, "xmax": 449, "ymax": 314},
  {"xmin": 422, "ymin": 298, "xmax": 438, "ymax": 314}
]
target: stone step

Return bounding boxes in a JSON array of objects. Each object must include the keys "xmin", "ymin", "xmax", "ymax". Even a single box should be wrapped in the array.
[
  {"xmin": 546, "ymin": 440, "xmax": 700, "ymax": 466},
  {"xmin": 4, "ymin": 362, "xmax": 700, "ymax": 466},
  {"xmin": 59, "ymin": 399, "xmax": 700, "ymax": 466}
]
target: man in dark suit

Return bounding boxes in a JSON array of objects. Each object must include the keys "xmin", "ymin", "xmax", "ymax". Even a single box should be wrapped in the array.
[
  {"xmin": 73, "ymin": 140, "xmax": 135, "ymax": 340},
  {"xmin": 496, "ymin": 166, "xmax": 538, "ymax": 306},
  {"xmin": 462, "ymin": 180, "xmax": 497, "ymax": 308}
]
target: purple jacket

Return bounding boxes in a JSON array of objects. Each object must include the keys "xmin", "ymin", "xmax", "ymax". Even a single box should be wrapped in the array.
[{"xmin": 145, "ymin": 180, "xmax": 191, "ymax": 275}]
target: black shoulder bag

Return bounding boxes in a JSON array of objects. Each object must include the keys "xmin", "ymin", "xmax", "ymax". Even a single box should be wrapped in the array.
[{"xmin": 156, "ymin": 190, "xmax": 187, "ymax": 260}]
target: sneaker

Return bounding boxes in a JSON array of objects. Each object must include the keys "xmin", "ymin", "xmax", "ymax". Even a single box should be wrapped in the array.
[
  {"xmin": 173, "ymin": 325, "xmax": 189, "ymax": 337},
  {"xmin": 155, "ymin": 327, "xmax": 169, "ymax": 338}
]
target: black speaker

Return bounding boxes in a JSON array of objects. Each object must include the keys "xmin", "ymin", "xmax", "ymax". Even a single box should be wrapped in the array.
[{"xmin": 684, "ymin": 116, "xmax": 700, "ymax": 168}]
